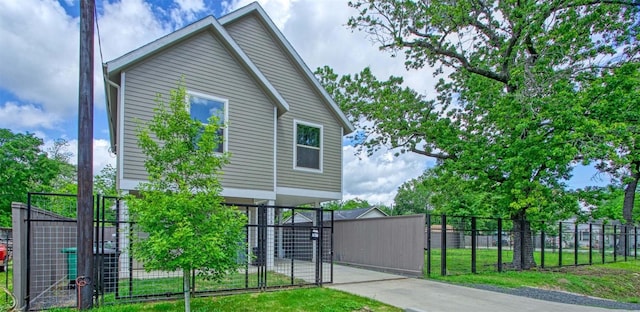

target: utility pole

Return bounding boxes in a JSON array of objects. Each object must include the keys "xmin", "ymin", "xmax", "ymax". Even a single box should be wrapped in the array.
[{"xmin": 78, "ymin": 0, "xmax": 95, "ymax": 309}]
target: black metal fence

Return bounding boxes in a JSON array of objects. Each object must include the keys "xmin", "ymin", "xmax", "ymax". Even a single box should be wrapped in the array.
[
  {"xmin": 425, "ymin": 214, "xmax": 639, "ymax": 276},
  {"xmin": 18, "ymin": 193, "xmax": 333, "ymax": 310}
]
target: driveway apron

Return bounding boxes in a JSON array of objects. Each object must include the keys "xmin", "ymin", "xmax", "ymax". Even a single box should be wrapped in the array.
[{"xmin": 328, "ymin": 265, "xmax": 630, "ymax": 312}]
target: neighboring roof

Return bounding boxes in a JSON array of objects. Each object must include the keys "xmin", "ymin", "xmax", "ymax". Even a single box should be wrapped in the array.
[
  {"xmin": 219, "ymin": 2, "xmax": 355, "ymax": 134},
  {"xmin": 333, "ymin": 207, "xmax": 388, "ymax": 220},
  {"xmin": 283, "ymin": 206, "xmax": 388, "ymax": 223}
]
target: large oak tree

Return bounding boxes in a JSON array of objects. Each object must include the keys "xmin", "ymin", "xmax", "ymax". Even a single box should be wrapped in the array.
[{"xmin": 321, "ymin": 0, "xmax": 639, "ymax": 269}]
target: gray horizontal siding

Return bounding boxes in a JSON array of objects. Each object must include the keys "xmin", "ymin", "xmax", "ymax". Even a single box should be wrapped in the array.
[
  {"xmin": 122, "ymin": 31, "xmax": 275, "ymax": 192},
  {"xmin": 225, "ymin": 15, "xmax": 343, "ymax": 194}
]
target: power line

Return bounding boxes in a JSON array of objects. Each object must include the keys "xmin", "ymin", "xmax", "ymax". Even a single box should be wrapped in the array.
[{"xmin": 94, "ymin": 4, "xmax": 105, "ymax": 69}]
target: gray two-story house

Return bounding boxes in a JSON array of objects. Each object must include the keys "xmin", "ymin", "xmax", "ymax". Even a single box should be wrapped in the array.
[{"xmin": 104, "ymin": 2, "xmax": 353, "ymax": 207}]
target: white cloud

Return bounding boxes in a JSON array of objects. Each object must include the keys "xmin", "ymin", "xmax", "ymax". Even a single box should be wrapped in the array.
[
  {"xmin": 176, "ymin": 0, "xmax": 205, "ymax": 12},
  {"xmin": 0, "ymin": 0, "xmax": 79, "ymax": 120},
  {"xmin": 342, "ymin": 146, "xmax": 433, "ymax": 206},
  {"xmin": 98, "ymin": 0, "xmax": 172, "ymax": 61},
  {"xmin": 44, "ymin": 138, "xmax": 116, "ymax": 176},
  {"xmin": 0, "ymin": 0, "xmax": 173, "ymax": 133},
  {"xmin": 222, "ymin": 0, "xmax": 296, "ymax": 28},
  {"xmin": 0, "ymin": 102, "xmax": 61, "ymax": 130}
]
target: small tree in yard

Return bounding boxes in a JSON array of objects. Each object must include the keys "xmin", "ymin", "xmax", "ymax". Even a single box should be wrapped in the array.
[{"xmin": 126, "ymin": 82, "xmax": 246, "ymax": 312}]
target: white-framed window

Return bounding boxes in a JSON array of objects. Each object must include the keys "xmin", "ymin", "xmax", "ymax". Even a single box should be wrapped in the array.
[
  {"xmin": 187, "ymin": 91, "xmax": 228, "ymax": 153},
  {"xmin": 293, "ymin": 120, "xmax": 322, "ymax": 172}
]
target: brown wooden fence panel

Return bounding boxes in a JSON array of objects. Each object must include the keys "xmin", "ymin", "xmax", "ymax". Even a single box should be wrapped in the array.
[{"xmin": 333, "ymin": 214, "xmax": 425, "ymax": 276}]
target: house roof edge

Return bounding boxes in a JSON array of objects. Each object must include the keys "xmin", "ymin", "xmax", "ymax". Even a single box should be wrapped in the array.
[{"xmin": 219, "ymin": 2, "xmax": 355, "ymax": 134}]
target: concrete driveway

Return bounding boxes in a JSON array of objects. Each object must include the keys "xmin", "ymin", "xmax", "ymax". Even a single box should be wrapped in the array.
[{"xmin": 328, "ymin": 265, "xmax": 630, "ymax": 312}]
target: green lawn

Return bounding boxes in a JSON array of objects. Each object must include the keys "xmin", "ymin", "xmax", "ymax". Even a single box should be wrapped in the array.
[
  {"xmin": 426, "ymin": 248, "xmax": 635, "ymax": 275},
  {"xmin": 0, "ymin": 263, "xmax": 13, "ymax": 311},
  {"xmin": 53, "ymin": 287, "xmax": 401, "ymax": 312},
  {"xmin": 427, "ymin": 249, "xmax": 640, "ymax": 303},
  {"xmin": 104, "ymin": 271, "xmax": 307, "ymax": 303}
]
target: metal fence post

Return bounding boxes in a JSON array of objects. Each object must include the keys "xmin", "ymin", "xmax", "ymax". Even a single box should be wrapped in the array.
[
  {"xmin": 559, "ymin": 222, "xmax": 563, "ymax": 267},
  {"xmin": 540, "ymin": 222, "xmax": 545, "ymax": 269},
  {"xmin": 589, "ymin": 223, "xmax": 593, "ymax": 265},
  {"xmin": 614, "ymin": 225, "xmax": 617, "ymax": 263},
  {"xmin": 497, "ymin": 218, "xmax": 502, "ymax": 273},
  {"xmin": 601, "ymin": 224, "xmax": 606, "ymax": 264},
  {"xmin": 441, "ymin": 214, "xmax": 447, "ymax": 276},
  {"xmin": 520, "ymin": 217, "xmax": 525, "ymax": 270},
  {"xmin": 426, "ymin": 214, "xmax": 431, "ymax": 277},
  {"xmin": 633, "ymin": 226, "xmax": 638, "ymax": 259},
  {"xmin": 471, "ymin": 217, "xmax": 477, "ymax": 274},
  {"xmin": 574, "ymin": 222, "xmax": 578, "ymax": 266}
]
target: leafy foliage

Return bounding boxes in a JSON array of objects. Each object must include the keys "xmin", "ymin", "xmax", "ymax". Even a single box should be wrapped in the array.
[
  {"xmin": 321, "ymin": 0, "xmax": 639, "ymax": 269},
  {"xmin": 94, "ymin": 164, "xmax": 117, "ymax": 196},
  {"xmin": 579, "ymin": 185, "xmax": 640, "ymax": 223},
  {"xmin": 0, "ymin": 129, "xmax": 72, "ymax": 225},
  {"xmin": 125, "ymin": 82, "xmax": 246, "ymax": 311},
  {"xmin": 322, "ymin": 198, "xmax": 372, "ymax": 210},
  {"xmin": 581, "ymin": 63, "xmax": 640, "ymax": 225}
]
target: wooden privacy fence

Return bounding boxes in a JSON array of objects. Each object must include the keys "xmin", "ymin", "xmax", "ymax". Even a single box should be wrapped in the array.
[{"xmin": 333, "ymin": 214, "xmax": 425, "ymax": 276}]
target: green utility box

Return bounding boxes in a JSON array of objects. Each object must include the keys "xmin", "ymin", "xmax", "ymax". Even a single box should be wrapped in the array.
[
  {"xmin": 61, "ymin": 247, "xmax": 77, "ymax": 283},
  {"xmin": 61, "ymin": 247, "xmax": 119, "ymax": 292}
]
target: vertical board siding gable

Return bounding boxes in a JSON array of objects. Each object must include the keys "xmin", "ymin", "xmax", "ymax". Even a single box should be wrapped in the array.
[{"xmin": 122, "ymin": 31, "xmax": 275, "ymax": 191}]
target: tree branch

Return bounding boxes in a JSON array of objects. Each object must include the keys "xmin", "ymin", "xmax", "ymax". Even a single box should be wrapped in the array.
[
  {"xmin": 410, "ymin": 147, "xmax": 454, "ymax": 160},
  {"xmin": 404, "ymin": 27, "xmax": 509, "ymax": 83}
]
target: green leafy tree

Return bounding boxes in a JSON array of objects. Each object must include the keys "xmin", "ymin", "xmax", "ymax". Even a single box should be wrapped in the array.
[
  {"xmin": 321, "ymin": 0, "xmax": 638, "ymax": 269},
  {"xmin": 394, "ymin": 167, "xmax": 500, "ymax": 217},
  {"xmin": 394, "ymin": 175, "xmax": 431, "ymax": 215},
  {"xmin": 94, "ymin": 164, "xmax": 117, "ymax": 196},
  {"xmin": 579, "ymin": 185, "xmax": 640, "ymax": 223},
  {"xmin": 0, "ymin": 129, "xmax": 70, "ymax": 225},
  {"xmin": 583, "ymin": 63, "xmax": 640, "ymax": 226},
  {"xmin": 126, "ymin": 82, "xmax": 246, "ymax": 312},
  {"xmin": 46, "ymin": 138, "xmax": 77, "ymax": 192},
  {"xmin": 322, "ymin": 198, "xmax": 372, "ymax": 210}
]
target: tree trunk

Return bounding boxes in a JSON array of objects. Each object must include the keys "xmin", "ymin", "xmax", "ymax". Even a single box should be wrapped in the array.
[
  {"xmin": 618, "ymin": 166, "xmax": 639, "ymax": 256},
  {"xmin": 512, "ymin": 211, "xmax": 536, "ymax": 270},
  {"xmin": 183, "ymin": 268, "xmax": 191, "ymax": 312}
]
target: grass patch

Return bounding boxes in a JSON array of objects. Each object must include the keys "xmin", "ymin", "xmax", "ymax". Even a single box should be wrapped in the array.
[
  {"xmin": 104, "ymin": 271, "xmax": 307, "ymax": 303},
  {"xmin": 429, "ymin": 257, "xmax": 640, "ymax": 303},
  {"xmin": 53, "ymin": 288, "xmax": 400, "ymax": 312},
  {"xmin": 426, "ymin": 248, "xmax": 630, "ymax": 275},
  {"xmin": 0, "ymin": 263, "xmax": 13, "ymax": 311}
]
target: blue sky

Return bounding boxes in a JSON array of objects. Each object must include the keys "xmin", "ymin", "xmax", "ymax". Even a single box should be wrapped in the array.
[{"xmin": 0, "ymin": 0, "xmax": 609, "ymax": 204}]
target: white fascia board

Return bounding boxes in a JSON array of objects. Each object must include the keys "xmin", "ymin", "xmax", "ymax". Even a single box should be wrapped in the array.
[
  {"xmin": 104, "ymin": 14, "xmax": 289, "ymax": 115},
  {"xmin": 119, "ymin": 178, "xmax": 145, "ymax": 191},
  {"xmin": 276, "ymin": 187, "xmax": 342, "ymax": 201},
  {"xmin": 117, "ymin": 72, "xmax": 126, "ymax": 185},
  {"xmin": 119, "ymin": 178, "xmax": 276, "ymax": 200},
  {"xmin": 106, "ymin": 17, "xmax": 216, "ymax": 72},
  {"xmin": 219, "ymin": 3, "xmax": 355, "ymax": 134},
  {"xmin": 222, "ymin": 188, "xmax": 276, "ymax": 200}
]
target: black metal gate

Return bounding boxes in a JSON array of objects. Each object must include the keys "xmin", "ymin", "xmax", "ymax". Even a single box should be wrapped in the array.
[
  {"xmin": 22, "ymin": 193, "xmax": 119, "ymax": 310},
  {"xmin": 102, "ymin": 203, "xmax": 333, "ymax": 305},
  {"xmin": 24, "ymin": 195, "xmax": 333, "ymax": 309}
]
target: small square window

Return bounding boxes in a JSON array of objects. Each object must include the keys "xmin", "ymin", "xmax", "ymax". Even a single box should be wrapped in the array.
[{"xmin": 188, "ymin": 92, "xmax": 227, "ymax": 153}]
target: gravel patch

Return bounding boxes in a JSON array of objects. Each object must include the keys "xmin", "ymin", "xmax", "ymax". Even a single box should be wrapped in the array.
[{"xmin": 469, "ymin": 284, "xmax": 640, "ymax": 310}]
